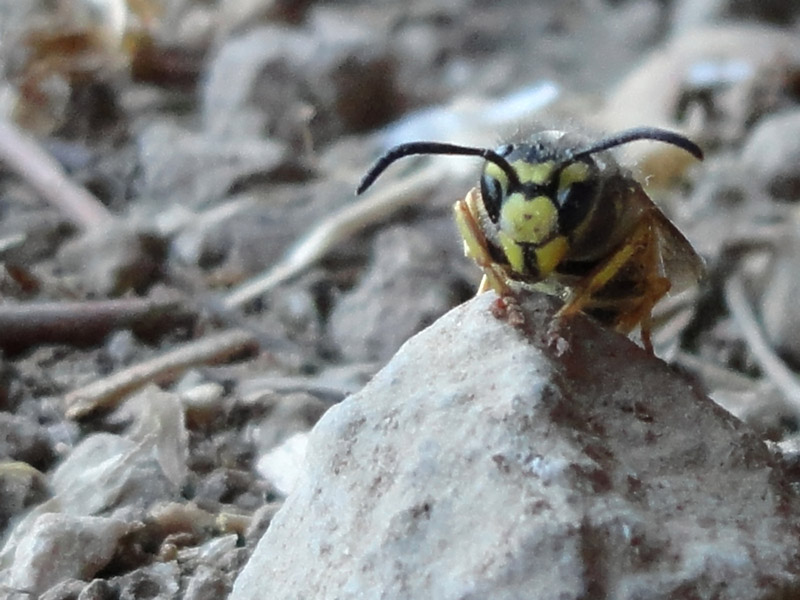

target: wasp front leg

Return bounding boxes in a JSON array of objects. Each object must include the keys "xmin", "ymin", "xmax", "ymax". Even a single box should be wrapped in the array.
[{"xmin": 453, "ymin": 188, "xmax": 514, "ymax": 298}]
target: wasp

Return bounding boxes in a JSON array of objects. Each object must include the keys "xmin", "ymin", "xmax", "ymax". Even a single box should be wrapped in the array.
[{"xmin": 356, "ymin": 127, "xmax": 704, "ymax": 352}]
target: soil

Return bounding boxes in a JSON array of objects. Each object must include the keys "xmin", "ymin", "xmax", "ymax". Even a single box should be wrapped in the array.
[{"xmin": 1, "ymin": 0, "xmax": 800, "ymax": 598}]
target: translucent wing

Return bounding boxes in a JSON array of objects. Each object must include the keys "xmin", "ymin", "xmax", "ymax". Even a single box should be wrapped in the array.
[{"xmin": 652, "ymin": 208, "xmax": 705, "ymax": 295}]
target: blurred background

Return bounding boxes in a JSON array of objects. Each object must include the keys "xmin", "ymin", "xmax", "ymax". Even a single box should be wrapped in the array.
[{"xmin": 2, "ymin": 0, "xmax": 800, "ymax": 597}]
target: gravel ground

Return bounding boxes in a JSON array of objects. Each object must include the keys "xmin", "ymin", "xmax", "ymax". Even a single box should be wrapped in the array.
[{"xmin": 1, "ymin": 0, "xmax": 800, "ymax": 598}]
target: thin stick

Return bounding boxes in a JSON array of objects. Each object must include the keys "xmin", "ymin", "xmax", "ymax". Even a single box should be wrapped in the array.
[
  {"xmin": 0, "ymin": 119, "xmax": 114, "ymax": 229},
  {"xmin": 223, "ymin": 165, "xmax": 441, "ymax": 309},
  {"xmin": 65, "ymin": 328, "xmax": 258, "ymax": 419},
  {"xmin": 724, "ymin": 273, "xmax": 800, "ymax": 415},
  {"xmin": 0, "ymin": 296, "xmax": 193, "ymax": 353}
]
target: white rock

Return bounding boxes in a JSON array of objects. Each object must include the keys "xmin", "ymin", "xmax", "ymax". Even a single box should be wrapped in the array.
[
  {"xmin": 50, "ymin": 432, "xmax": 174, "ymax": 515},
  {"xmin": 232, "ymin": 292, "xmax": 800, "ymax": 600},
  {"xmin": 125, "ymin": 385, "xmax": 190, "ymax": 488},
  {"xmin": 256, "ymin": 432, "xmax": 309, "ymax": 497},
  {"xmin": 6, "ymin": 513, "xmax": 129, "ymax": 596}
]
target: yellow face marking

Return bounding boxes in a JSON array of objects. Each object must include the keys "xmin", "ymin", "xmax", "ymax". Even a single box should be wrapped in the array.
[
  {"xmin": 484, "ymin": 163, "xmax": 509, "ymax": 193},
  {"xmin": 534, "ymin": 236, "xmax": 569, "ymax": 277},
  {"xmin": 500, "ymin": 193, "xmax": 558, "ymax": 245},
  {"xmin": 498, "ymin": 230, "xmax": 525, "ymax": 273},
  {"xmin": 558, "ymin": 162, "xmax": 589, "ymax": 191},
  {"xmin": 512, "ymin": 160, "xmax": 554, "ymax": 185}
]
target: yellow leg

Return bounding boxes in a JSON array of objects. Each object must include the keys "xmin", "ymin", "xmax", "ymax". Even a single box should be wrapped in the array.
[
  {"xmin": 453, "ymin": 188, "xmax": 513, "ymax": 297},
  {"xmin": 556, "ymin": 221, "xmax": 652, "ymax": 319},
  {"xmin": 556, "ymin": 219, "xmax": 671, "ymax": 352},
  {"xmin": 476, "ymin": 274, "xmax": 491, "ymax": 294}
]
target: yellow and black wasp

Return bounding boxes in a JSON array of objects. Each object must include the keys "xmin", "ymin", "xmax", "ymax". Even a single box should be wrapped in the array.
[{"xmin": 356, "ymin": 127, "xmax": 704, "ymax": 352}]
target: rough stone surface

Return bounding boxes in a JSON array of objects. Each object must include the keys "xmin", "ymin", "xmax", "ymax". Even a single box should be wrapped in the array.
[{"xmin": 232, "ymin": 292, "xmax": 800, "ymax": 600}]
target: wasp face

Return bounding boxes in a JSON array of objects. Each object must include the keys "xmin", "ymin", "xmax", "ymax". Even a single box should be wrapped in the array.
[
  {"xmin": 479, "ymin": 143, "xmax": 602, "ymax": 279},
  {"xmin": 480, "ymin": 144, "xmax": 601, "ymax": 238}
]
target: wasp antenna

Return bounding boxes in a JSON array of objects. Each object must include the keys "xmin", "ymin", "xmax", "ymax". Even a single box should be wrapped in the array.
[
  {"xmin": 572, "ymin": 127, "xmax": 704, "ymax": 162},
  {"xmin": 356, "ymin": 141, "xmax": 520, "ymax": 195}
]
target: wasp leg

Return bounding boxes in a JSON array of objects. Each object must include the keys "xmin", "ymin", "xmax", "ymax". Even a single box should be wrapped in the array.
[
  {"xmin": 617, "ymin": 251, "xmax": 672, "ymax": 354},
  {"xmin": 556, "ymin": 223, "xmax": 650, "ymax": 318},
  {"xmin": 614, "ymin": 277, "xmax": 669, "ymax": 353},
  {"xmin": 453, "ymin": 188, "xmax": 513, "ymax": 297},
  {"xmin": 612, "ymin": 222, "xmax": 671, "ymax": 353},
  {"xmin": 476, "ymin": 274, "xmax": 491, "ymax": 294},
  {"xmin": 557, "ymin": 217, "xmax": 671, "ymax": 352}
]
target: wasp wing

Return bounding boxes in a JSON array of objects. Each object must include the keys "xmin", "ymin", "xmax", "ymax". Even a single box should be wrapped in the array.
[{"xmin": 652, "ymin": 207, "xmax": 705, "ymax": 295}]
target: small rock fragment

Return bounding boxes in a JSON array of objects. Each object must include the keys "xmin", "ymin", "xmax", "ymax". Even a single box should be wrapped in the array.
[
  {"xmin": 6, "ymin": 513, "xmax": 130, "ymax": 597},
  {"xmin": 50, "ymin": 432, "xmax": 176, "ymax": 515},
  {"xmin": 183, "ymin": 565, "xmax": 229, "ymax": 600},
  {"xmin": 124, "ymin": 385, "xmax": 189, "ymax": 489},
  {"xmin": 56, "ymin": 223, "xmax": 165, "ymax": 296},
  {"xmin": 0, "ymin": 413, "xmax": 56, "ymax": 469},
  {"xmin": 193, "ymin": 467, "xmax": 255, "ymax": 506},
  {"xmin": 0, "ymin": 461, "xmax": 49, "ymax": 531},
  {"xmin": 39, "ymin": 578, "xmax": 85, "ymax": 600},
  {"xmin": 113, "ymin": 561, "xmax": 180, "ymax": 600},
  {"xmin": 179, "ymin": 381, "xmax": 226, "ymax": 428},
  {"xmin": 178, "ymin": 535, "xmax": 244, "ymax": 600},
  {"xmin": 78, "ymin": 578, "xmax": 117, "ymax": 600},
  {"xmin": 255, "ymin": 432, "xmax": 308, "ymax": 497}
]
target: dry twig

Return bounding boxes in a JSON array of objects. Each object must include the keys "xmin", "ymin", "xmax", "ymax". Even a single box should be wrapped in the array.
[
  {"xmin": 0, "ymin": 296, "xmax": 193, "ymax": 353},
  {"xmin": 223, "ymin": 165, "xmax": 441, "ymax": 309},
  {"xmin": 65, "ymin": 328, "xmax": 258, "ymax": 419},
  {"xmin": 0, "ymin": 119, "xmax": 114, "ymax": 229}
]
